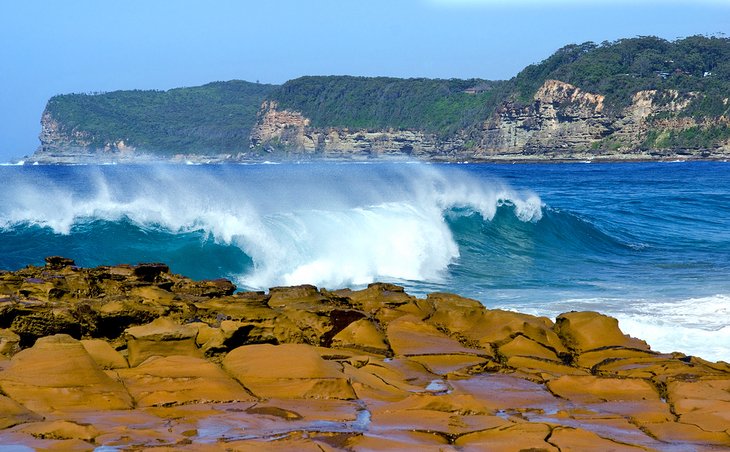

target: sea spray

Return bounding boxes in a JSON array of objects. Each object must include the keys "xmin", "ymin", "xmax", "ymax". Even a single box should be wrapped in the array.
[
  {"xmin": 0, "ymin": 163, "xmax": 542, "ymax": 290},
  {"xmin": 1, "ymin": 161, "xmax": 728, "ymax": 361}
]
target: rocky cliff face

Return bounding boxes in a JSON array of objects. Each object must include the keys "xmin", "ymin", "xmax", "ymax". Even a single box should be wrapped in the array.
[
  {"xmin": 35, "ymin": 111, "xmax": 137, "ymax": 164},
  {"xmin": 249, "ymin": 80, "xmax": 729, "ymax": 161},
  {"xmin": 473, "ymin": 80, "xmax": 720, "ymax": 158},
  {"xmin": 250, "ymin": 101, "xmax": 464, "ymax": 159},
  {"xmin": 33, "ymin": 80, "xmax": 730, "ymax": 163}
]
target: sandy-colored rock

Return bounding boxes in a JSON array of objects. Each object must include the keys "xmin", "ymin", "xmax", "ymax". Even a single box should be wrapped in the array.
[
  {"xmin": 548, "ymin": 426, "xmax": 651, "ymax": 451},
  {"xmin": 335, "ymin": 282, "xmax": 418, "ymax": 315},
  {"xmin": 0, "ymin": 334, "xmax": 132, "ymax": 413},
  {"xmin": 124, "ymin": 317, "xmax": 201, "ymax": 366},
  {"xmin": 505, "ymin": 355, "xmax": 589, "ymax": 380},
  {"xmin": 499, "ymin": 334, "xmax": 561, "ymax": 361},
  {"xmin": 595, "ymin": 356, "xmax": 724, "ymax": 381},
  {"xmin": 547, "ymin": 375, "xmax": 672, "ymax": 424},
  {"xmin": 667, "ymin": 379, "xmax": 730, "ymax": 433},
  {"xmin": 222, "ymin": 343, "xmax": 356, "ymax": 399},
  {"xmin": 409, "ymin": 354, "xmax": 489, "ymax": 375},
  {"xmin": 555, "ymin": 311, "xmax": 649, "ymax": 353},
  {"xmin": 114, "ymin": 355, "xmax": 253, "ymax": 406},
  {"xmin": 575, "ymin": 347, "xmax": 659, "ymax": 369},
  {"xmin": 80, "ymin": 339, "xmax": 128, "ymax": 369},
  {"xmin": 0, "ymin": 395, "xmax": 42, "ymax": 429},
  {"xmin": 330, "ymin": 318, "xmax": 389, "ymax": 354},
  {"xmin": 547, "ymin": 375, "xmax": 660, "ymax": 403},
  {"xmin": 0, "ymin": 328, "xmax": 20, "ymax": 356},
  {"xmin": 481, "ymin": 309, "xmax": 567, "ymax": 353},
  {"xmin": 643, "ymin": 421, "xmax": 730, "ymax": 447},
  {"xmin": 19, "ymin": 420, "xmax": 100, "ymax": 442},
  {"xmin": 347, "ymin": 431, "xmax": 456, "ymax": 451},
  {"xmin": 455, "ymin": 422, "xmax": 558, "ymax": 451},
  {"xmin": 386, "ymin": 315, "xmax": 483, "ymax": 356}
]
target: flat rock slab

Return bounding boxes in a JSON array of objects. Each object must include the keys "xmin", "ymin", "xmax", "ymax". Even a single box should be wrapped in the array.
[
  {"xmin": 113, "ymin": 355, "xmax": 254, "ymax": 407},
  {"xmin": 222, "ymin": 343, "xmax": 356, "ymax": 399},
  {"xmin": 0, "ymin": 334, "xmax": 132, "ymax": 413}
]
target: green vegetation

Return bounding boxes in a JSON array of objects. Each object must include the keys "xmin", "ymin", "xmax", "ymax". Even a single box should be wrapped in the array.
[
  {"xmin": 270, "ymin": 76, "xmax": 505, "ymax": 136},
  {"xmin": 512, "ymin": 35, "xmax": 730, "ymax": 115},
  {"xmin": 42, "ymin": 35, "xmax": 730, "ymax": 155},
  {"xmin": 45, "ymin": 81, "xmax": 276, "ymax": 154},
  {"xmin": 643, "ymin": 125, "xmax": 730, "ymax": 150}
]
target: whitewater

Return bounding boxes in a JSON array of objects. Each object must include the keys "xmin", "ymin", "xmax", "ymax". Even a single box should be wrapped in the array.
[{"xmin": 1, "ymin": 161, "xmax": 728, "ymax": 361}]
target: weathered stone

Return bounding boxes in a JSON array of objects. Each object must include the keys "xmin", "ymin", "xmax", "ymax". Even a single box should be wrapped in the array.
[
  {"xmin": 124, "ymin": 317, "xmax": 200, "ymax": 366},
  {"xmin": 114, "ymin": 355, "xmax": 253, "ymax": 407},
  {"xmin": 387, "ymin": 315, "xmax": 483, "ymax": 356},
  {"xmin": 555, "ymin": 311, "xmax": 649, "ymax": 353},
  {"xmin": 575, "ymin": 347, "xmax": 659, "ymax": 369},
  {"xmin": 498, "ymin": 334, "xmax": 561, "ymax": 362},
  {"xmin": 222, "ymin": 343, "xmax": 356, "ymax": 399},
  {"xmin": 0, "ymin": 334, "xmax": 132, "ymax": 412},
  {"xmin": 0, "ymin": 328, "xmax": 20, "ymax": 356},
  {"xmin": 19, "ymin": 420, "xmax": 100, "ymax": 442},
  {"xmin": 44, "ymin": 256, "xmax": 76, "ymax": 270},
  {"xmin": 330, "ymin": 318, "xmax": 389, "ymax": 354},
  {"xmin": 455, "ymin": 422, "xmax": 558, "ymax": 450},
  {"xmin": 0, "ymin": 394, "xmax": 42, "ymax": 429},
  {"xmin": 132, "ymin": 263, "xmax": 170, "ymax": 282},
  {"xmin": 408, "ymin": 354, "xmax": 489, "ymax": 375},
  {"xmin": 172, "ymin": 278, "xmax": 236, "ymax": 297},
  {"xmin": 80, "ymin": 339, "xmax": 128, "ymax": 369},
  {"xmin": 548, "ymin": 426, "xmax": 650, "ymax": 451}
]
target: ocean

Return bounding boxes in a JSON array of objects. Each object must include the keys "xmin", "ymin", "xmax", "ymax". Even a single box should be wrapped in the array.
[{"xmin": 1, "ymin": 161, "xmax": 728, "ymax": 361}]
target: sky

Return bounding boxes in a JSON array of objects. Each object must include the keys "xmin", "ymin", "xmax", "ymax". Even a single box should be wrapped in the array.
[{"xmin": 0, "ymin": 0, "xmax": 728, "ymax": 162}]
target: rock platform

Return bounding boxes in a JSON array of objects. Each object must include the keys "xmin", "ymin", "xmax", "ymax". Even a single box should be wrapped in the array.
[{"xmin": 0, "ymin": 257, "xmax": 728, "ymax": 450}]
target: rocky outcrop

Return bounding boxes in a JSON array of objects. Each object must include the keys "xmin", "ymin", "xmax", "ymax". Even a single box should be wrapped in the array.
[
  {"xmin": 250, "ymin": 101, "xmax": 463, "ymax": 159},
  {"xmin": 477, "ymin": 80, "xmax": 613, "ymax": 155},
  {"xmin": 35, "ymin": 111, "xmax": 139, "ymax": 164},
  {"xmin": 248, "ymin": 81, "xmax": 730, "ymax": 162},
  {"xmin": 0, "ymin": 258, "xmax": 728, "ymax": 449},
  {"xmin": 32, "ymin": 78, "xmax": 730, "ymax": 163},
  {"xmin": 475, "ymin": 80, "xmax": 724, "ymax": 159}
]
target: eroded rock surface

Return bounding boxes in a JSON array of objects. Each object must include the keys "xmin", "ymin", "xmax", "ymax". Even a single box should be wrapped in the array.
[{"xmin": 0, "ymin": 259, "xmax": 728, "ymax": 450}]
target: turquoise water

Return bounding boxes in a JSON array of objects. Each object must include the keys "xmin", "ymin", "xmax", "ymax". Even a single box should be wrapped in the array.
[{"xmin": 1, "ymin": 161, "xmax": 728, "ymax": 360}]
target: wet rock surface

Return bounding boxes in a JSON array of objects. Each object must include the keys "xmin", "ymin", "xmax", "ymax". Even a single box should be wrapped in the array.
[{"xmin": 0, "ymin": 259, "xmax": 728, "ymax": 450}]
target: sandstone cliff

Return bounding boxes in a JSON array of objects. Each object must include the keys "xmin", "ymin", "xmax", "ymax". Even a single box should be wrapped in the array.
[
  {"xmin": 248, "ymin": 81, "xmax": 730, "ymax": 162},
  {"xmin": 249, "ymin": 101, "xmax": 464, "ymax": 159},
  {"xmin": 32, "ymin": 79, "xmax": 730, "ymax": 163}
]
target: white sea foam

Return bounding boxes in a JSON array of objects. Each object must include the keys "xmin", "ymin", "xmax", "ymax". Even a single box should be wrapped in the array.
[
  {"xmin": 0, "ymin": 163, "xmax": 542, "ymax": 290},
  {"xmin": 512, "ymin": 294, "xmax": 730, "ymax": 362}
]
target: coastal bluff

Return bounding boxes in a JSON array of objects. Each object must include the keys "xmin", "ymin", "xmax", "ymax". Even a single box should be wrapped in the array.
[{"xmin": 0, "ymin": 257, "xmax": 729, "ymax": 450}]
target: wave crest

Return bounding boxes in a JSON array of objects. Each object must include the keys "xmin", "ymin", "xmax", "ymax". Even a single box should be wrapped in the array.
[{"xmin": 0, "ymin": 164, "xmax": 542, "ymax": 289}]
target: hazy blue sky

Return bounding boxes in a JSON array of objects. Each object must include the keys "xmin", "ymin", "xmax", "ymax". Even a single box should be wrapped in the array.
[{"xmin": 1, "ymin": 0, "xmax": 728, "ymax": 161}]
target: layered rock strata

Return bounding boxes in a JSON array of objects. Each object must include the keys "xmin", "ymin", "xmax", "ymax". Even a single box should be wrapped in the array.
[
  {"xmin": 0, "ymin": 257, "xmax": 728, "ymax": 450},
  {"xmin": 249, "ymin": 81, "xmax": 730, "ymax": 162}
]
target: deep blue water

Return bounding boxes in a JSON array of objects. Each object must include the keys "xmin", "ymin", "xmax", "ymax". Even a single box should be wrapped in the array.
[{"xmin": 1, "ymin": 161, "xmax": 728, "ymax": 360}]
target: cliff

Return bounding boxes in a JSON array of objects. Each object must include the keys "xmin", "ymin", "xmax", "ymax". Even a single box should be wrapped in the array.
[
  {"xmin": 1, "ymin": 258, "xmax": 729, "ymax": 449},
  {"xmin": 30, "ymin": 35, "xmax": 730, "ymax": 163}
]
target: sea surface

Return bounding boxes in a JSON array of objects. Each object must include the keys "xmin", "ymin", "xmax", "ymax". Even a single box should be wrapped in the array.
[{"xmin": 1, "ymin": 161, "xmax": 728, "ymax": 361}]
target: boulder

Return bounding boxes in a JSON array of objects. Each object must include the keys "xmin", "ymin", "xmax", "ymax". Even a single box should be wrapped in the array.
[
  {"xmin": 555, "ymin": 311, "xmax": 649, "ymax": 353},
  {"xmin": 330, "ymin": 318, "xmax": 389, "ymax": 354}
]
